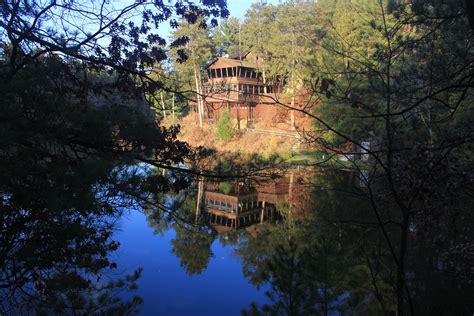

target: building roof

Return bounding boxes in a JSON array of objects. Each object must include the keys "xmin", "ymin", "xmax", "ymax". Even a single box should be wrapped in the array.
[
  {"xmin": 204, "ymin": 56, "xmax": 258, "ymax": 70},
  {"xmin": 211, "ymin": 225, "xmax": 234, "ymax": 234},
  {"xmin": 229, "ymin": 49, "xmax": 251, "ymax": 60}
]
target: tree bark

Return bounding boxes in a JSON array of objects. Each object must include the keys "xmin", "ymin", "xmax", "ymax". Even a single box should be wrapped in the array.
[
  {"xmin": 160, "ymin": 91, "xmax": 167, "ymax": 119},
  {"xmin": 290, "ymin": 96, "xmax": 296, "ymax": 130},
  {"xmin": 172, "ymin": 92, "xmax": 175, "ymax": 120},
  {"xmin": 192, "ymin": 57, "xmax": 204, "ymax": 127},
  {"xmin": 195, "ymin": 177, "xmax": 204, "ymax": 224}
]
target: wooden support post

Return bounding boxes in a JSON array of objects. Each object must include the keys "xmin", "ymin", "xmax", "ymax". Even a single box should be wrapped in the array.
[
  {"xmin": 246, "ymin": 103, "xmax": 250, "ymax": 128},
  {"xmin": 237, "ymin": 103, "xmax": 241, "ymax": 130}
]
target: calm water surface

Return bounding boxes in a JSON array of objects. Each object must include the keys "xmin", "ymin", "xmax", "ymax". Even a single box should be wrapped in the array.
[
  {"xmin": 114, "ymin": 210, "xmax": 269, "ymax": 315},
  {"xmin": 2, "ymin": 165, "xmax": 472, "ymax": 315}
]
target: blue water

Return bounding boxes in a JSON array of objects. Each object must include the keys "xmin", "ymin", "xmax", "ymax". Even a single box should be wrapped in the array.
[{"xmin": 113, "ymin": 211, "xmax": 268, "ymax": 315}]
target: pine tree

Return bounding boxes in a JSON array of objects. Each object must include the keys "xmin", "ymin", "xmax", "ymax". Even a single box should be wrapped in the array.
[
  {"xmin": 216, "ymin": 109, "xmax": 234, "ymax": 141},
  {"xmin": 211, "ymin": 17, "xmax": 241, "ymax": 57},
  {"xmin": 267, "ymin": 1, "xmax": 321, "ymax": 129},
  {"xmin": 242, "ymin": 3, "xmax": 278, "ymax": 92},
  {"xmin": 170, "ymin": 18, "xmax": 213, "ymax": 127}
]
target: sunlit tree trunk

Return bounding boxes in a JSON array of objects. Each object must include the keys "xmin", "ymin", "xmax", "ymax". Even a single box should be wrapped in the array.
[
  {"xmin": 290, "ymin": 96, "xmax": 296, "ymax": 130},
  {"xmin": 160, "ymin": 91, "xmax": 167, "ymax": 119},
  {"xmin": 172, "ymin": 92, "xmax": 176, "ymax": 121},
  {"xmin": 290, "ymin": 31, "xmax": 296, "ymax": 130},
  {"xmin": 195, "ymin": 177, "xmax": 204, "ymax": 224},
  {"xmin": 192, "ymin": 57, "xmax": 204, "ymax": 127}
]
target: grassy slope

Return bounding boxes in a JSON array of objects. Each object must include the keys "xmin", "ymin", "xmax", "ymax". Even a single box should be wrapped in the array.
[{"xmin": 167, "ymin": 114, "xmax": 360, "ymax": 168}]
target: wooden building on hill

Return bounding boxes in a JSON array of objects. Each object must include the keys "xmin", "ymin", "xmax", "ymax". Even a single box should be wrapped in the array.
[{"xmin": 201, "ymin": 51, "xmax": 292, "ymax": 128}]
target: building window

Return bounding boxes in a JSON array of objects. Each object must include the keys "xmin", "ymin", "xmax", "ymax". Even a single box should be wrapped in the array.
[
  {"xmin": 216, "ymin": 68, "xmax": 222, "ymax": 78},
  {"xmin": 222, "ymin": 68, "xmax": 227, "ymax": 77},
  {"xmin": 251, "ymin": 71, "xmax": 257, "ymax": 78},
  {"xmin": 259, "ymin": 86, "xmax": 264, "ymax": 94},
  {"xmin": 245, "ymin": 69, "xmax": 251, "ymax": 78},
  {"xmin": 233, "ymin": 67, "xmax": 237, "ymax": 76},
  {"xmin": 227, "ymin": 67, "xmax": 233, "ymax": 77},
  {"xmin": 210, "ymin": 69, "xmax": 216, "ymax": 78}
]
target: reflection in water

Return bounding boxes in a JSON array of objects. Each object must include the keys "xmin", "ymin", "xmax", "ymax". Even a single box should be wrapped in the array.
[
  {"xmin": 202, "ymin": 172, "xmax": 311, "ymax": 233},
  {"xmin": 3, "ymin": 160, "xmax": 473, "ymax": 314},
  {"xmin": 0, "ymin": 163, "xmax": 147, "ymax": 314},
  {"xmin": 146, "ymin": 167, "xmax": 473, "ymax": 315}
]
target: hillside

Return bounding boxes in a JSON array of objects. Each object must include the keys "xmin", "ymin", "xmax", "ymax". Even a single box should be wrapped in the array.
[{"xmin": 168, "ymin": 114, "xmax": 303, "ymax": 156}]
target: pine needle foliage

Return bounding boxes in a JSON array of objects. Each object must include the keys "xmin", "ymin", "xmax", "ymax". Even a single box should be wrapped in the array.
[{"xmin": 216, "ymin": 109, "xmax": 234, "ymax": 141}]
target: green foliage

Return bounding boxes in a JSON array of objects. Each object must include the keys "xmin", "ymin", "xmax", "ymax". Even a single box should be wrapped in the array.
[
  {"xmin": 211, "ymin": 17, "xmax": 241, "ymax": 56},
  {"xmin": 216, "ymin": 109, "xmax": 234, "ymax": 141},
  {"xmin": 171, "ymin": 224, "xmax": 216, "ymax": 275},
  {"xmin": 0, "ymin": 12, "xmax": 198, "ymax": 311},
  {"xmin": 240, "ymin": 171, "xmax": 396, "ymax": 315},
  {"xmin": 170, "ymin": 17, "xmax": 213, "ymax": 88},
  {"xmin": 218, "ymin": 181, "xmax": 233, "ymax": 194}
]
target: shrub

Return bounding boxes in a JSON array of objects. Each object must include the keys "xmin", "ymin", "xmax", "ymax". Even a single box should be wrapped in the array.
[
  {"xmin": 218, "ymin": 181, "xmax": 233, "ymax": 194},
  {"xmin": 216, "ymin": 109, "xmax": 234, "ymax": 141}
]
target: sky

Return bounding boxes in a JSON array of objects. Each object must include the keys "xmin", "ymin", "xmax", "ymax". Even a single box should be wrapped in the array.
[
  {"xmin": 226, "ymin": 0, "xmax": 280, "ymax": 19},
  {"xmin": 87, "ymin": 0, "xmax": 282, "ymax": 49},
  {"xmin": 155, "ymin": 0, "xmax": 281, "ymax": 40}
]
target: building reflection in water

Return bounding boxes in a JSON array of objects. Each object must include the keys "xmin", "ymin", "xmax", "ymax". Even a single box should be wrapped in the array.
[{"xmin": 199, "ymin": 171, "xmax": 312, "ymax": 233}]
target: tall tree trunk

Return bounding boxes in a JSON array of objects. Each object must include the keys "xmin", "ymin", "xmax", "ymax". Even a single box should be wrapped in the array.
[
  {"xmin": 160, "ymin": 91, "xmax": 167, "ymax": 119},
  {"xmin": 192, "ymin": 57, "xmax": 204, "ymax": 127},
  {"xmin": 195, "ymin": 177, "xmax": 204, "ymax": 224},
  {"xmin": 290, "ymin": 31, "xmax": 296, "ymax": 130},
  {"xmin": 263, "ymin": 64, "xmax": 267, "ymax": 94},
  {"xmin": 172, "ymin": 92, "xmax": 175, "ymax": 121},
  {"xmin": 290, "ymin": 96, "xmax": 296, "ymax": 130}
]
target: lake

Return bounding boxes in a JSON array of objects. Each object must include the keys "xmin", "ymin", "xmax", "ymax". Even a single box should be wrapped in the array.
[
  {"xmin": 114, "ymin": 210, "xmax": 269, "ymax": 315},
  {"xmin": 1, "ymin": 165, "xmax": 472, "ymax": 315}
]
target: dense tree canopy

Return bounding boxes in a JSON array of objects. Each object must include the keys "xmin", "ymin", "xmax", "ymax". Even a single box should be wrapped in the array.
[
  {"xmin": 0, "ymin": 0, "xmax": 228, "ymax": 313},
  {"xmin": 1, "ymin": 0, "xmax": 474, "ymax": 314}
]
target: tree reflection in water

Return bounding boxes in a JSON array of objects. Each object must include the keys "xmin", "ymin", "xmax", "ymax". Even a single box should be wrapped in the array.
[
  {"xmin": 0, "ymin": 163, "xmax": 148, "ymax": 314},
  {"xmin": 144, "ymin": 174, "xmax": 217, "ymax": 276},
  {"xmin": 0, "ymin": 53, "xmax": 194, "ymax": 314},
  {"xmin": 145, "ymin": 168, "xmax": 473, "ymax": 315},
  {"xmin": 240, "ymin": 170, "xmax": 473, "ymax": 315}
]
